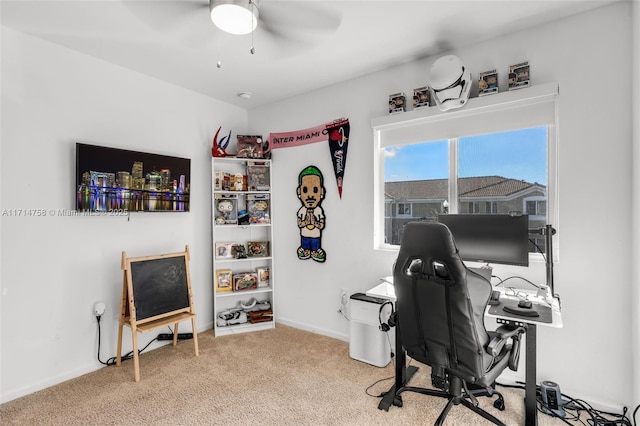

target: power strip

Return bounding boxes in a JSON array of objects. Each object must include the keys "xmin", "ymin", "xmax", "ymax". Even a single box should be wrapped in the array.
[{"xmin": 157, "ymin": 333, "xmax": 193, "ymax": 341}]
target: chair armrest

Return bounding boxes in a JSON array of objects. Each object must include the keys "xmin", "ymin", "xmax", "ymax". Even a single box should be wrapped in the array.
[
  {"xmin": 495, "ymin": 324, "xmax": 526, "ymax": 339},
  {"xmin": 487, "ymin": 325, "xmax": 526, "ymax": 357}
]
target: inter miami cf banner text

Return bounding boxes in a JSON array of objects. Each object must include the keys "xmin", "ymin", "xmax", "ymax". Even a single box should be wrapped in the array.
[{"xmin": 326, "ymin": 119, "xmax": 349, "ymax": 199}]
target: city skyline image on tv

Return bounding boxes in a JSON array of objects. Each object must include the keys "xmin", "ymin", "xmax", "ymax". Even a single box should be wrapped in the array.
[{"xmin": 76, "ymin": 143, "xmax": 191, "ymax": 212}]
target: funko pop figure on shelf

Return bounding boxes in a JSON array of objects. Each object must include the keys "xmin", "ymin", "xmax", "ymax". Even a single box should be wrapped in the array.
[
  {"xmin": 216, "ymin": 199, "xmax": 234, "ymax": 224},
  {"xmin": 233, "ymin": 173, "xmax": 244, "ymax": 191}
]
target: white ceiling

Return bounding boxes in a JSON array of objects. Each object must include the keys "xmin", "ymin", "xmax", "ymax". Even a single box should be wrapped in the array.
[{"xmin": 1, "ymin": 0, "xmax": 619, "ymax": 109}]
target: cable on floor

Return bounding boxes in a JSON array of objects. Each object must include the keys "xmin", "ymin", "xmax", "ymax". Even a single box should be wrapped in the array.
[
  {"xmin": 96, "ymin": 315, "xmax": 163, "ymax": 367},
  {"xmin": 496, "ymin": 381, "xmax": 638, "ymax": 426}
]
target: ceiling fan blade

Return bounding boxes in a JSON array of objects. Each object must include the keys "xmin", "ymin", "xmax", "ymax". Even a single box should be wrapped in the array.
[
  {"xmin": 258, "ymin": 1, "xmax": 342, "ymax": 42},
  {"xmin": 122, "ymin": 0, "xmax": 217, "ymax": 48},
  {"xmin": 122, "ymin": 1, "xmax": 208, "ymax": 32}
]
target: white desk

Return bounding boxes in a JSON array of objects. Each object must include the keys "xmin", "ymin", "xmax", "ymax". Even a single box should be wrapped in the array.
[
  {"xmin": 485, "ymin": 287, "xmax": 562, "ymax": 328},
  {"xmin": 366, "ymin": 279, "xmax": 396, "ymax": 302}
]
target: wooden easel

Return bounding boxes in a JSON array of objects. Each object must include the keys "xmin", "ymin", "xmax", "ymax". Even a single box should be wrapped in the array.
[{"xmin": 116, "ymin": 245, "xmax": 199, "ymax": 382}]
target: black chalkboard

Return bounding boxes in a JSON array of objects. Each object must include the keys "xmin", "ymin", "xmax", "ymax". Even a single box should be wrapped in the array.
[{"xmin": 129, "ymin": 255, "xmax": 190, "ymax": 321}]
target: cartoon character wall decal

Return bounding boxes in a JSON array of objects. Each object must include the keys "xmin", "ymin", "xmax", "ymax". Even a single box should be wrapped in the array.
[{"xmin": 296, "ymin": 166, "xmax": 326, "ymax": 263}]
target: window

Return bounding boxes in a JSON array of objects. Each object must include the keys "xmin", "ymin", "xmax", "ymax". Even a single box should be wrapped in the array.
[
  {"xmin": 382, "ymin": 127, "xmax": 548, "ymax": 245},
  {"xmin": 396, "ymin": 203, "xmax": 412, "ymax": 217},
  {"xmin": 525, "ymin": 198, "xmax": 546, "ymax": 217},
  {"xmin": 373, "ymin": 83, "xmax": 558, "ymax": 259}
]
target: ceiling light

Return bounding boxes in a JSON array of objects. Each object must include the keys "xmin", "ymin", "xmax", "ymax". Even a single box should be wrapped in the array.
[
  {"xmin": 237, "ymin": 92, "xmax": 252, "ymax": 100},
  {"xmin": 210, "ymin": 0, "xmax": 259, "ymax": 35}
]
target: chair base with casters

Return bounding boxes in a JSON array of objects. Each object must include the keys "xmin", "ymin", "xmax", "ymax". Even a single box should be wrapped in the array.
[
  {"xmin": 378, "ymin": 317, "xmax": 514, "ymax": 426},
  {"xmin": 394, "ymin": 376, "xmax": 507, "ymax": 426}
]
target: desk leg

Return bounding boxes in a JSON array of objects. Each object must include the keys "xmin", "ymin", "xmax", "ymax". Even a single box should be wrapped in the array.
[{"xmin": 525, "ymin": 324, "xmax": 537, "ymax": 426}]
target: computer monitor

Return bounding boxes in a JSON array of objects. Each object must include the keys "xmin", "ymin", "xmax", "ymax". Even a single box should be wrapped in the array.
[{"xmin": 437, "ymin": 214, "xmax": 530, "ymax": 267}]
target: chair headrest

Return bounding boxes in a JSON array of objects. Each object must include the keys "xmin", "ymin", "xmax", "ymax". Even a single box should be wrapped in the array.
[{"xmin": 396, "ymin": 222, "xmax": 466, "ymax": 282}]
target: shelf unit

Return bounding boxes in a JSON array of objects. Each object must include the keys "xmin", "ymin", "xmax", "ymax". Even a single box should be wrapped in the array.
[{"xmin": 212, "ymin": 157, "xmax": 275, "ymax": 336}]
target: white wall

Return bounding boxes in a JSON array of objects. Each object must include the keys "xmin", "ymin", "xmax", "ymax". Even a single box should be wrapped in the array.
[
  {"xmin": 632, "ymin": 0, "xmax": 640, "ymax": 406},
  {"xmin": 250, "ymin": 2, "xmax": 634, "ymax": 409},
  {"xmin": 1, "ymin": 1, "xmax": 636, "ymax": 411},
  {"xmin": 0, "ymin": 28, "xmax": 247, "ymax": 402}
]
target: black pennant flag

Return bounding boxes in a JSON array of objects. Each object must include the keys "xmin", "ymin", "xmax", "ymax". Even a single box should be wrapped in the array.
[{"xmin": 326, "ymin": 119, "xmax": 350, "ymax": 199}]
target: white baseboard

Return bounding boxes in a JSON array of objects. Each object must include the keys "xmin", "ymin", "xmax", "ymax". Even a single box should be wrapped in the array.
[
  {"xmin": 2, "ymin": 320, "xmax": 214, "ymax": 404},
  {"xmin": 276, "ymin": 317, "xmax": 349, "ymax": 343},
  {"xmin": 1, "ymin": 364, "xmax": 100, "ymax": 404}
]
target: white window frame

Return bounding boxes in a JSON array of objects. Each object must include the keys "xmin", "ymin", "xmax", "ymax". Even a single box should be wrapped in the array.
[{"xmin": 372, "ymin": 83, "xmax": 559, "ymax": 261}]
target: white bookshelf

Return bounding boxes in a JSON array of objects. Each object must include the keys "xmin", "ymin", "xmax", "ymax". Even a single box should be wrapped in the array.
[{"xmin": 212, "ymin": 157, "xmax": 275, "ymax": 336}]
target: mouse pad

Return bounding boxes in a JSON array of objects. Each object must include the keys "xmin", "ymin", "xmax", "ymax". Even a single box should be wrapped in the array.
[{"xmin": 488, "ymin": 299, "xmax": 553, "ymax": 324}]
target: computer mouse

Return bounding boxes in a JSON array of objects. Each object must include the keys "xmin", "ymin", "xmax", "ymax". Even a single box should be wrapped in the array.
[{"xmin": 518, "ymin": 300, "xmax": 533, "ymax": 309}]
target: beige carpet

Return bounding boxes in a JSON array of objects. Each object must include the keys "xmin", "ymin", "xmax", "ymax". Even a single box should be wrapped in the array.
[{"xmin": 1, "ymin": 325, "xmax": 570, "ymax": 425}]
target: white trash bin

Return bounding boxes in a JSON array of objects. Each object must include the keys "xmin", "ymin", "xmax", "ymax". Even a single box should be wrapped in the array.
[{"xmin": 349, "ymin": 293, "xmax": 393, "ymax": 367}]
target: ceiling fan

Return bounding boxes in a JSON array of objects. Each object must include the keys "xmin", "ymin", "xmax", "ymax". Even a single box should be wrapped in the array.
[
  {"xmin": 210, "ymin": 0, "xmax": 260, "ymax": 35},
  {"xmin": 124, "ymin": 0, "xmax": 342, "ymax": 57}
]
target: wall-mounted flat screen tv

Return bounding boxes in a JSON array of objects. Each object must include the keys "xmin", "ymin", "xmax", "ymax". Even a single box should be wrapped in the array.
[{"xmin": 76, "ymin": 143, "xmax": 190, "ymax": 212}]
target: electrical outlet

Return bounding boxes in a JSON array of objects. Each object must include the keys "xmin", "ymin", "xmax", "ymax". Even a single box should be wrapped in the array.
[
  {"xmin": 340, "ymin": 288, "xmax": 348, "ymax": 306},
  {"xmin": 93, "ymin": 302, "xmax": 106, "ymax": 324},
  {"xmin": 94, "ymin": 302, "xmax": 106, "ymax": 316}
]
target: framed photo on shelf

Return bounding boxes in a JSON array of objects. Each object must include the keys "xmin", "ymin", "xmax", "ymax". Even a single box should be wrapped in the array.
[
  {"xmin": 215, "ymin": 242, "xmax": 235, "ymax": 259},
  {"xmin": 247, "ymin": 241, "xmax": 270, "ymax": 257},
  {"xmin": 233, "ymin": 272, "xmax": 258, "ymax": 291},
  {"xmin": 215, "ymin": 269, "xmax": 233, "ymax": 292},
  {"xmin": 256, "ymin": 267, "xmax": 270, "ymax": 288}
]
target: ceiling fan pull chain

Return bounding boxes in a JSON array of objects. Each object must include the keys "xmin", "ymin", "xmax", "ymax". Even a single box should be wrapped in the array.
[
  {"xmin": 250, "ymin": 0, "xmax": 256, "ymax": 54},
  {"xmin": 217, "ymin": 27, "xmax": 222, "ymax": 68}
]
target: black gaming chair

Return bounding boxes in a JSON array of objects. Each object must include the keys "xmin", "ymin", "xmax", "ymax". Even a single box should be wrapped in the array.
[{"xmin": 392, "ymin": 221, "xmax": 525, "ymax": 425}]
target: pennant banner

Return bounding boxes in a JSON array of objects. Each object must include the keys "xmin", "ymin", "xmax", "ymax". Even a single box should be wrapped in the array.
[
  {"xmin": 269, "ymin": 123, "xmax": 328, "ymax": 150},
  {"xmin": 269, "ymin": 118, "xmax": 350, "ymax": 198},
  {"xmin": 326, "ymin": 119, "xmax": 350, "ymax": 199}
]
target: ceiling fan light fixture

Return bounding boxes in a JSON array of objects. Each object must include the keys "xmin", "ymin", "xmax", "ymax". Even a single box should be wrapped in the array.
[{"xmin": 210, "ymin": 0, "xmax": 259, "ymax": 35}]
